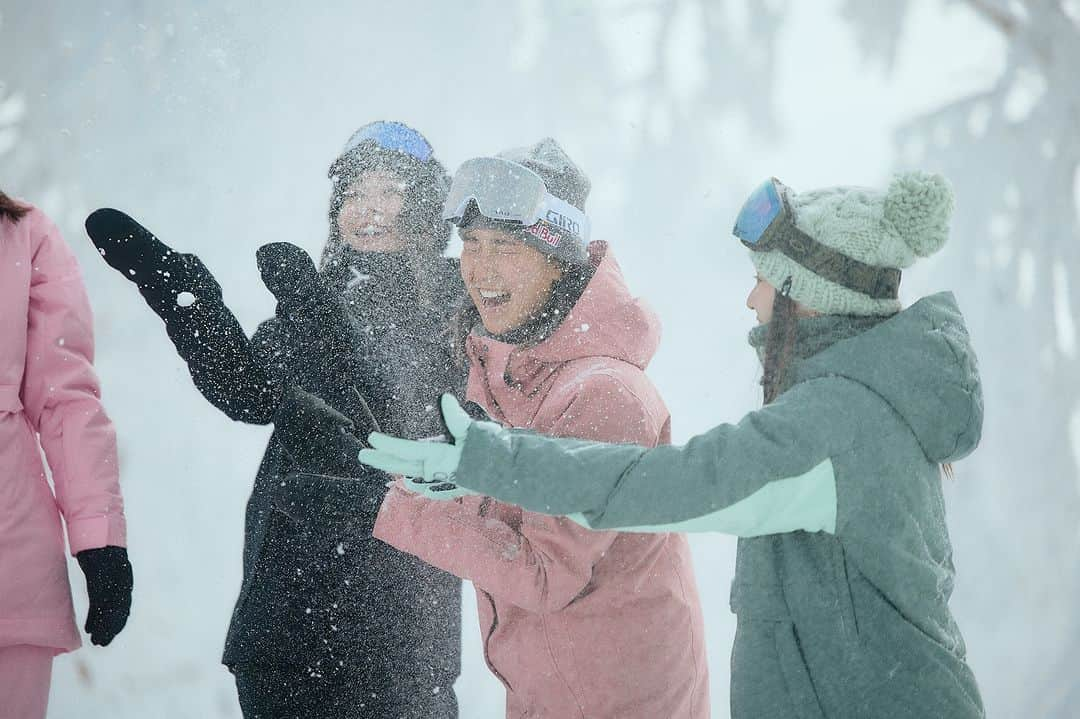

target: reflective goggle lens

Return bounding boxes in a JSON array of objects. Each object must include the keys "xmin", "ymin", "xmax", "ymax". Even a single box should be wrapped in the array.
[
  {"xmin": 442, "ymin": 157, "xmax": 547, "ymax": 224},
  {"xmin": 733, "ymin": 179, "xmax": 783, "ymax": 246}
]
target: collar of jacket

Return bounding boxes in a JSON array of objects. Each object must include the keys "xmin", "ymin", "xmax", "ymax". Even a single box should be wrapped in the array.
[
  {"xmin": 327, "ymin": 248, "xmax": 462, "ymax": 331},
  {"xmin": 748, "ymin": 312, "xmax": 886, "ymax": 395},
  {"xmin": 464, "ymin": 242, "xmax": 661, "ymax": 422}
]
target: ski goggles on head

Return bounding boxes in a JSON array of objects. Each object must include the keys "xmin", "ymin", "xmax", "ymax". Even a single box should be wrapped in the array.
[
  {"xmin": 341, "ymin": 121, "xmax": 434, "ymax": 163},
  {"xmin": 441, "ymin": 157, "xmax": 591, "ymax": 243},
  {"xmin": 733, "ymin": 177, "xmax": 901, "ymax": 300}
]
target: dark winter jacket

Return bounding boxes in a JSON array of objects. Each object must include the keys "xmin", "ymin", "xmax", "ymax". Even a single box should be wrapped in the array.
[
  {"xmin": 153, "ymin": 243, "xmax": 465, "ymax": 715},
  {"xmin": 223, "ymin": 252, "xmax": 464, "ymax": 692}
]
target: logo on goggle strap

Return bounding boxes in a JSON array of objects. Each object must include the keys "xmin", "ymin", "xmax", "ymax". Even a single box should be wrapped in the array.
[
  {"xmin": 525, "ymin": 220, "xmax": 564, "ymax": 248},
  {"xmin": 545, "ymin": 210, "xmax": 581, "ymax": 237}
]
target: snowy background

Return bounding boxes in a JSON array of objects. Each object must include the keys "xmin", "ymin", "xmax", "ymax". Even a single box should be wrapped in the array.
[{"xmin": 3, "ymin": 0, "xmax": 1079, "ymax": 716}]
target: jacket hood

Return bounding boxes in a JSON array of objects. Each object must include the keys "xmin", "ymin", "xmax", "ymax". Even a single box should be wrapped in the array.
[
  {"xmin": 797, "ymin": 292, "xmax": 983, "ymax": 463},
  {"xmin": 466, "ymin": 242, "xmax": 661, "ymax": 393}
]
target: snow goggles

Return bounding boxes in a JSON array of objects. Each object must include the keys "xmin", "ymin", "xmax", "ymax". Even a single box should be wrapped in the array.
[
  {"xmin": 341, "ymin": 121, "xmax": 433, "ymax": 163},
  {"xmin": 441, "ymin": 157, "xmax": 591, "ymax": 243},
  {"xmin": 733, "ymin": 178, "xmax": 901, "ymax": 300}
]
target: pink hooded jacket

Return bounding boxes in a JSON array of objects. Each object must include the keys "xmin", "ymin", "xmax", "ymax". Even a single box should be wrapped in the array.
[
  {"xmin": 375, "ymin": 242, "xmax": 709, "ymax": 718},
  {"xmin": 0, "ymin": 204, "xmax": 126, "ymax": 652}
]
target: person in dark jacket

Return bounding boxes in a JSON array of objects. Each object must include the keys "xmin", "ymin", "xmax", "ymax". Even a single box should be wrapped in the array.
[{"xmin": 84, "ymin": 121, "xmax": 464, "ymax": 719}]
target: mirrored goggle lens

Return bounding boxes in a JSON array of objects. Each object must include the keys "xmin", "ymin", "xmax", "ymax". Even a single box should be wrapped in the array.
[
  {"xmin": 343, "ymin": 121, "xmax": 433, "ymax": 162},
  {"xmin": 442, "ymin": 158, "xmax": 547, "ymax": 224},
  {"xmin": 733, "ymin": 179, "xmax": 783, "ymax": 246}
]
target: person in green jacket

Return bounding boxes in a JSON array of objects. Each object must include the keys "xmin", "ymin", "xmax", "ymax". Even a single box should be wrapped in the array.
[{"xmin": 359, "ymin": 171, "xmax": 986, "ymax": 718}]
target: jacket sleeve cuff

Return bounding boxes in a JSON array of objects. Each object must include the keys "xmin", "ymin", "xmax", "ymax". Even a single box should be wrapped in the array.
[
  {"xmin": 67, "ymin": 514, "xmax": 127, "ymax": 555},
  {"xmin": 455, "ymin": 421, "xmax": 514, "ymax": 496}
]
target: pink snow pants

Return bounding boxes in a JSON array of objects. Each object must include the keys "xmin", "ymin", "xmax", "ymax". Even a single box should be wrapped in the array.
[{"xmin": 0, "ymin": 645, "xmax": 52, "ymax": 719}]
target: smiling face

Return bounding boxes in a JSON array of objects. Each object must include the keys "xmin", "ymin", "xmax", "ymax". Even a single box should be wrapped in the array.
[
  {"xmin": 336, "ymin": 170, "xmax": 408, "ymax": 252},
  {"xmin": 459, "ymin": 226, "xmax": 564, "ymax": 335}
]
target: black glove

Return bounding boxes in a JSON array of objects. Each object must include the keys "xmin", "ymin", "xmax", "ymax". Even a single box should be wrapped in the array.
[
  {"xmin": 85, "ymin": 208, "xmax": 222, "ymax": 313},
  {"xmin": 255, "ymin": 241, "xmax": 323, "ymax": 306},
  {"xmin": 462, "ymin": 400, "xmax": 495, "ymax": 422},
  {"xmin": 75, "ymin": 546, "xmax": 133, "ymax": 646},
  {"xmin": 85, "ymin": 208, "xmax": 281, "ymax": 423},
  {"xmin": 274, "ymin": 385, "xmax": 374, "ymax": 477},
  {"xmin": 256, "ymin": 242, "xmax": 383, "ymax": 428}
]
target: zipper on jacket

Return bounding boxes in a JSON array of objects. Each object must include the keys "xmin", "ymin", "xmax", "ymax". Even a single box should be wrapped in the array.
[{"xmin": 479, "ymin": 589, "xmax": 513, "ymax": 691}]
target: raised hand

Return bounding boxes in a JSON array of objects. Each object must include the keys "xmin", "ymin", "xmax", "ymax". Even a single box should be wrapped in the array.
[
  {"xmin": 85, "ymin": 208, "xmax": 281, "ymax": 423},
  {"xmin": 254, "ymin": 241, "xmax": 382, "ymax": 425},
  {"xmin": 85, "ymin": 208, "xmax": 220, "ymax": 309},
  {"xmin": 255, "ymin": 241, "xmax": 322, "ymax": 307}
]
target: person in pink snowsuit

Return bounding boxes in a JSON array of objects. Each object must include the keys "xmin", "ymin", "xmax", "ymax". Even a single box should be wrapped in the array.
[
  {"xmin": 372, "ymin": 140, "xmax": 709, "ymax": 718},
  {"xmin": 0, "ymin": 192, "xmax": 132, "ymax": 719}
]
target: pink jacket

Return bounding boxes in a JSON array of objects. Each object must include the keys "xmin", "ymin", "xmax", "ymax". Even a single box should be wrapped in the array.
[
  {"xmin": 0, "ymin": 204, "xmax": 126, "ymax": 652},
  {"xmin": 375, "ymin": 242, "xmax": 709, "ymax": 718}
]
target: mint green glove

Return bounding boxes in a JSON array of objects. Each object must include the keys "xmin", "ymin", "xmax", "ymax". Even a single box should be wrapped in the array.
[{"xmin": 359, "ymin": 394, "xmax": 480, "ymax": 501}]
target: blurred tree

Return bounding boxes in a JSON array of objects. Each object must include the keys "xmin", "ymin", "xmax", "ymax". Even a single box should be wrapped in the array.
[{"xmin": 843, "ymin": 0, "xmax": 1080, "ymax": 715}]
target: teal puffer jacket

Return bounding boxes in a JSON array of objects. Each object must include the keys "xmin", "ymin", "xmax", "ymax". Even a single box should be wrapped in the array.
[{"xmin": 456, "ymin": 292, "xmax": 985, "ymax": 718}]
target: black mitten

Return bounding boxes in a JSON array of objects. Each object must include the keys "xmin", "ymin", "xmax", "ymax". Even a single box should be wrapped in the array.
[
  {"xmin": 271, "ymin": 387, "xmax": 383, "ymax": 526},
  {"xmin": 85, "ymin": 208, "xmax": 222, "ymax": 313},
  {"xmin": 256, "ymin": 242, "xmax": 382, "ymax": 427},
  {"xmin": 255, "ymin": 241, "xmax": 322, "ymax": 306},
  {"xmin": 274, "ymin": 385, "xmax": 375, "ymax": 477},
  {"xmin": 85, "ymin": 209, "xmax": 281, "ymax": 423},
  {"xmin": 75, "ymin": 546, "xmax": 133, "ymax": 646}
]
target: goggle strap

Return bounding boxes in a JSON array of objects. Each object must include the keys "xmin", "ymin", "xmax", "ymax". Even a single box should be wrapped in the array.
[
  {"xmin": 442, "ymin": 176, "xmax": 591, "ymax": 244},
  {"xmin": 536, "ymin": 194, "xmax": 590, "ymax": 242},
  {"xmin": 771, "ymin": 224, "xmax": 901, "ymax": 300}
]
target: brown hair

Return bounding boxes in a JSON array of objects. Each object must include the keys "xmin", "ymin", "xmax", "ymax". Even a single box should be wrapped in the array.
[
  {"xmin": 760, "ymin": 287, "xmax": 799, "ymax": 405},
  {"xmin": 451, "ymin": 296, "xmax": 483, "ymax": 368},
  {"xmin": 0, "ymin": 191, "xmax": 30, "ymax": 223}
]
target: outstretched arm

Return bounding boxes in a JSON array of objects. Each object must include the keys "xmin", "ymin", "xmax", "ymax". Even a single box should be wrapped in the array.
[
  {"xmin": 85, "ymin": 208, "xmax": 281, "ymax": 423},
  {"xmin": 455, "ymin": 378, "xmax": 862, "ymax": 535},
  {"xmin": 362, "ymin": 382, "xmax": 867, "ymax": 538}
]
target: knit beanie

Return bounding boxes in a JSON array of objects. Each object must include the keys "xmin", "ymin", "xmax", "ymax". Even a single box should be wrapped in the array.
[
  {"xmin": 750, "ymin": 171, "xmax": 954, "ymax": 315},
  {"xmin": 461, "ymin": 138, "xmax": 592, "ymax": 266}
]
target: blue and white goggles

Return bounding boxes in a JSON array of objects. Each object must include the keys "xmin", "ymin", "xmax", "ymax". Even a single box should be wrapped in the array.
[
  {"xmin": 733, "ymin": 177, "xmax": 901, "ymax": 300},
  {"xmin": 341, "ymin": 121, "xmax": 434, "ymax": 163},
  {"xmin": 442, "ymin": 157, "xmax": 591, "ymax": 244}
]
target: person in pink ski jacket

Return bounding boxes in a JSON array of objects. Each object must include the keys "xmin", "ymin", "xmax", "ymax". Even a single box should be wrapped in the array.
[
  {"xmin": 0, "ymin": 192, "xmax": 132, "ymax": 719},
  {"xmin": 371, "ymin": 140, "xmax": 709, "ymax": 718}
]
